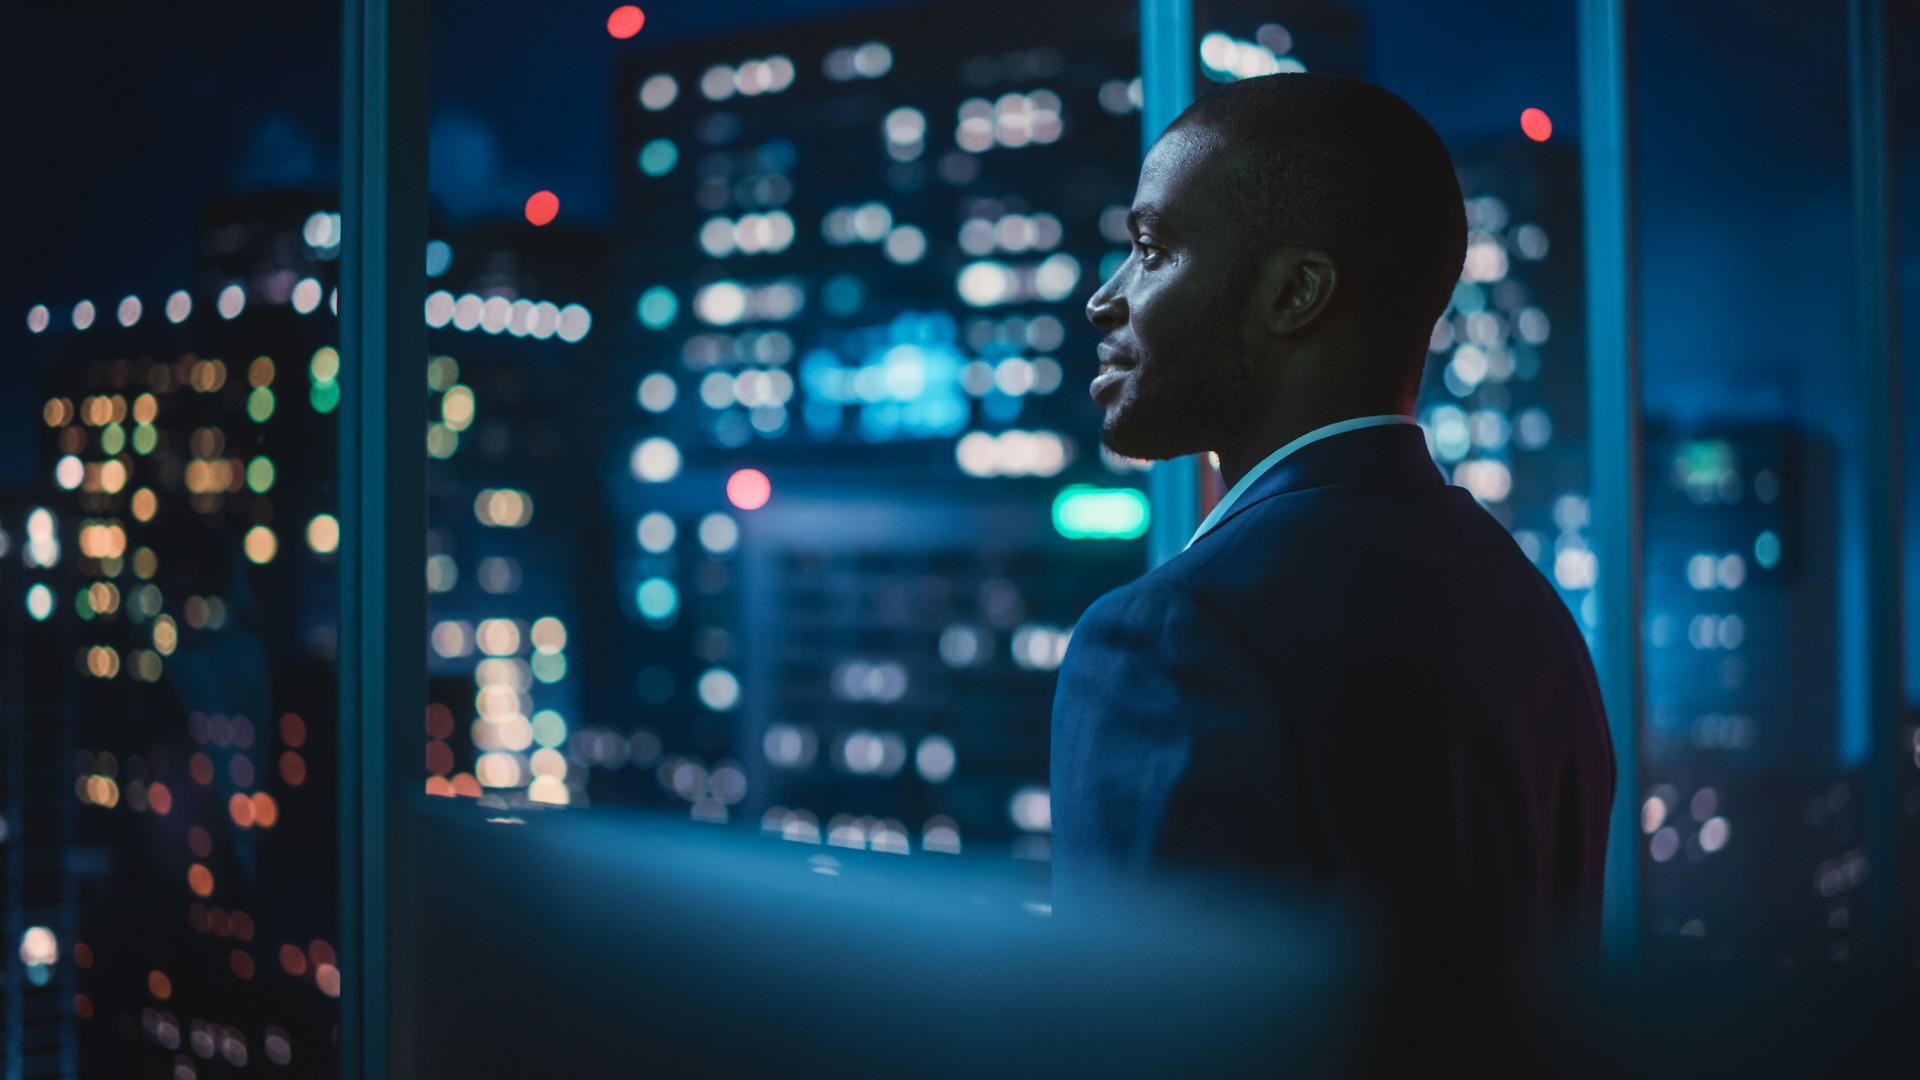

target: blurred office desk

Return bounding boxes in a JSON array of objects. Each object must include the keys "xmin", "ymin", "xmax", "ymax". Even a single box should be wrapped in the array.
[
  {"xmin": 399, "ymin": 799, "xmax": 1913, "ymax": 1078},
  {"xmin": 400, "ymin": 798, "xmax": 1362, "ymax": 1078}
]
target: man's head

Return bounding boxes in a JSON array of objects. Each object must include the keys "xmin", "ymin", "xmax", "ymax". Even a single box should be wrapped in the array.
[{"xmin": 1086, "ymin": 73, "xmax": 1465, "ymax": 461}]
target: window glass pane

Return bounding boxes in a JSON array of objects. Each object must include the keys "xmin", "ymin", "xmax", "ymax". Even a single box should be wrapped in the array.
[
  {"xmin": 420, "ymin": 2, "xmax": 1166, "ymax": 867},
  {"xmin": 1341, "ymin": 0, "xmax": 1594, "ymax": 645},
  {"xmin": 403, "ymin": 0, "xmax": 1596, "ymax": 1056},
  {"xmin": 8, "ymin": 6, "xmax": 341, "ymax": 1075},
  {"xmin": 1634, "ymin": 1, "xmax": 1863, "ymax": 965},
  {"xmin": 416, "ymin": 0, "xmax": 1589, "ymax": 854}
]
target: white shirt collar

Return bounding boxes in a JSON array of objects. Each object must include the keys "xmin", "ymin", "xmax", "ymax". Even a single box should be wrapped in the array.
[{"xmin": 1183, "ymin": 414, "xmax": 1418, "ymax": 552}]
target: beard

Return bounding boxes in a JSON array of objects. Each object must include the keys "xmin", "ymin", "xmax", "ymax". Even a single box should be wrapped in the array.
[{"xmin": 1100, "ymin": 270, "xmax": 1265, "ymax": 461}]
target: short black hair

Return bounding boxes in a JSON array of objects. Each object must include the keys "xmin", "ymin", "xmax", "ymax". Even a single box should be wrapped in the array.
[{"xmin": 1172, "ymin": 73, "xmax": 1465, "ymax": 393}]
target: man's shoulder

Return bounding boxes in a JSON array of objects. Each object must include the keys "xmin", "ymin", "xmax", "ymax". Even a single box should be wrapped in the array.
[
  {"xmin": 1074, "ymin": 561, "xmax": 1217, "ymax": 636},
  {"xmin": 1069, "ymin": 496, "xmax": 1329, "ymax": 641},
  {"xmin": 1143, "ymin": 481, "xmax": 1410, "ymax": 597},
  {"xmin": 1130, "ymin": 475, "xmax": 1558, "ymax": 634},
  {"xmin": 1066, "ymin": 557, "xmax": 1270, "ymax": 681}
]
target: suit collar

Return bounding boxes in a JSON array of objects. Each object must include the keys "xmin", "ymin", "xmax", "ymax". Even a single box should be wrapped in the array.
[{"xmin": 1191, "ymin": 421, "xmax": 1445, "ymax": 546}]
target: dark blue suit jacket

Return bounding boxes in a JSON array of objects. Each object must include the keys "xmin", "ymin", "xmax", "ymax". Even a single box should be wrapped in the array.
[{"xmin": 1050, "ymin": 422, "xmax": 1613, "ymax": 952}]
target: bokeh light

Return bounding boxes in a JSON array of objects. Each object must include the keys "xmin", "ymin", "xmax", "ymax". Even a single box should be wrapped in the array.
[
  {"xmin": 698, "ymin": 513, "xmax": 738, "ymax": 554},
  {"xmin": 306, "ymin": 515, "xmax": 340, "ymax": 555},
  {"xmin": 697, "ymin": 668, "xmax": 741, "ymax": 711},
  {"xmin": 524, "ymin": 190, "xmax": 560, "ymax": 226},
  {"xmin": 638, "ymin": 73, "xmax": 678, "ymax": 110},
  {"xmin": 637, "ymin": 511, "xmax": 676, "ymax": 552},
  {"xmin": 630, "ymin": 437, "xmax": 682, "ymax": 482},
  {"xmin": 607, "ymin": 5, "xmax": 646, "ymax": 39},
  {"xmin": 244, "ymin": 527, "xmax": 278, "ymax": 564},
  {"xmin": 726, "ymin": 468, "xmax": 771, "ymax": 510},
  {"xmin": 636, "ymin": 577, "xmax": 678, "ymax": 620},
  {"xmin": 1520, "ymin": 107, "xmax": 1552, "ymax": 142},
  {"xmin": 638, "ymin": 137, "xmax": 678, "ymax": 177}
]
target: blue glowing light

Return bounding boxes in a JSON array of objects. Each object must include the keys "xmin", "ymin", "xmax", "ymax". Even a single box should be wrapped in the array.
[
  {"xmin": 797, "ymin": 313, "xmax": 974, "ymax": 443},
  {"xmin": 638, "ymin": 286, "xmax": 678, "ymax": 329},
  {"xmin": 637, "ymin": 577, "xmax": 679, "ymax": 620},
  {"xmin": 1052, "ymin": 486, "xmax": 1150, "ymax": 540},
  {"xmin": 639, "ymin": 138, "xmax": 678, "ymax": 177}
]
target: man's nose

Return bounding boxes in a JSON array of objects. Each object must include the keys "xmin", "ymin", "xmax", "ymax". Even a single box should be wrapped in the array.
[{"xmin": 1085, "ymin": 276, "xmax": 1125, "ymax": 333}]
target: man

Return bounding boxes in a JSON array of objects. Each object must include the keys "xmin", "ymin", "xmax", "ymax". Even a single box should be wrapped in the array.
[{"xmin": 1050, "ymin": 73, "xmax": 1614, "ymax": 960}]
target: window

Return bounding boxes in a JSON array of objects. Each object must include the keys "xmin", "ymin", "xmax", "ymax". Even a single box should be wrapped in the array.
[{"xmin": 9, "ymin": 2, "xmax": 1915, "ymax": 1075}]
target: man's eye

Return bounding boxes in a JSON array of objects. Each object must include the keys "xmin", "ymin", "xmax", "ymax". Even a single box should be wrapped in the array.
[{"xmin": 1134, "ymin": 241, "xmax": 1165, "ymax": 264}]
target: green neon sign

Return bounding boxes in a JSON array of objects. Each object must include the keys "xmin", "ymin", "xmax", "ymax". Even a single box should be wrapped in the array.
[{"xmin": 1052, "ymin": 485, "xmax": 1149, "ymax": 540}]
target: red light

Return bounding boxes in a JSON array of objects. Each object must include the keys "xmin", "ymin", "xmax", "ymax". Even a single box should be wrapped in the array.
[
  {"xmin": 607, "ymin": 6, "xmax": 646, "ymax": 38},
  {"xmin": 525, "ymin": 190, "xmax": 560, "ymax": 226},
  {"xmin": 1520, "ymin": 108, "xmax": 1552, "ymax": 142},
  {"xmin": 726, "ymin": 468, "xmax": 771, "ymax": 511}
]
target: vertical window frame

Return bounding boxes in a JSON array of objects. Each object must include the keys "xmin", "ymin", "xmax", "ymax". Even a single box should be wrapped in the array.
[{"xmin": 339, "ymin": 1, "xmax": 429, "ymax": 1076}]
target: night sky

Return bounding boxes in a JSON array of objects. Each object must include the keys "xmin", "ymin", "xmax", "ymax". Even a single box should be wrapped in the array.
[{"xmin": 8, "ymin": 0, "xmax": 1585, "ymax": 306}]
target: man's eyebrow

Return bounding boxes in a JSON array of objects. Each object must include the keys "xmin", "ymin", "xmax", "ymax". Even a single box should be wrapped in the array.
[{"xmin": 1125, "ymin": 206, "xmax": 1169, "ymax": 236}]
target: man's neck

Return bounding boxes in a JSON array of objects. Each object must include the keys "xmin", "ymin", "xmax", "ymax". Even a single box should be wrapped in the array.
[{"xmin": 1215, "ymin": 402, "xmax": 1414, "ymax": 489}]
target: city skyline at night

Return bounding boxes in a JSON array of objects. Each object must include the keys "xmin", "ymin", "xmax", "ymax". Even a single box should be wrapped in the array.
[{"xmin": 6, "ymin": 1, "xmax": 1919, "ymax": 1075}]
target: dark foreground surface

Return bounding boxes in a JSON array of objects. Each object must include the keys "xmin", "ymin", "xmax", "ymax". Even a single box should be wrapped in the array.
[{"xmin": 398, "ymin": 800, "xmax": 1915, "ymax": 1078}]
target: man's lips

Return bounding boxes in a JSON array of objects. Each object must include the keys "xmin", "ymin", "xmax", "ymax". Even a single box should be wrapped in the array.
[{"xmin": 1091, "ymin": 348, "xmax": 1134, "ymax": 403}]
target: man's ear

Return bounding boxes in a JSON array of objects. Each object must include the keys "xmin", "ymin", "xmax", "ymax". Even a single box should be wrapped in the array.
[{"xmin": 1258, "ymin": 247, "xmax": 1338, "ymax": 336}]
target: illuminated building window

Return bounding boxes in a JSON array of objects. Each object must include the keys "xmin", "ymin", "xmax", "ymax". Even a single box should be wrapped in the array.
[
  {"xmin": 637, "ymin": 286, "xmax": 678, "ymax": 330},
  {"xmin": 243, "ymin": 527, "xmax": 278, "ymax": 564},
  {"xmin": 630, "ymin": 437, "xmax": 681, "ymax": 482},
  {"xmin": 696, "ymin": 668, "xmax": 740, "ymax": 711},
  {"xmin": 638, "ymin": 73, "xmax": 677, "ymax": 110},
  {"xmin": 638, "ymin": 137, "xmax": 677, "ymax": 176}
]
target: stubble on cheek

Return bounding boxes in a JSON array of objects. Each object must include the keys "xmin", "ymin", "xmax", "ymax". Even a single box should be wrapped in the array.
[{"xmin": 1099, "ymin": 297, "xmax": 1261, "ymax": 461}]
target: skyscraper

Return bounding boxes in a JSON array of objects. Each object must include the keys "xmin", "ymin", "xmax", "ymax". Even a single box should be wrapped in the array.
[{"xmin": 18, "ymin": 191, "xmax": 345, "ymax": 1077}]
